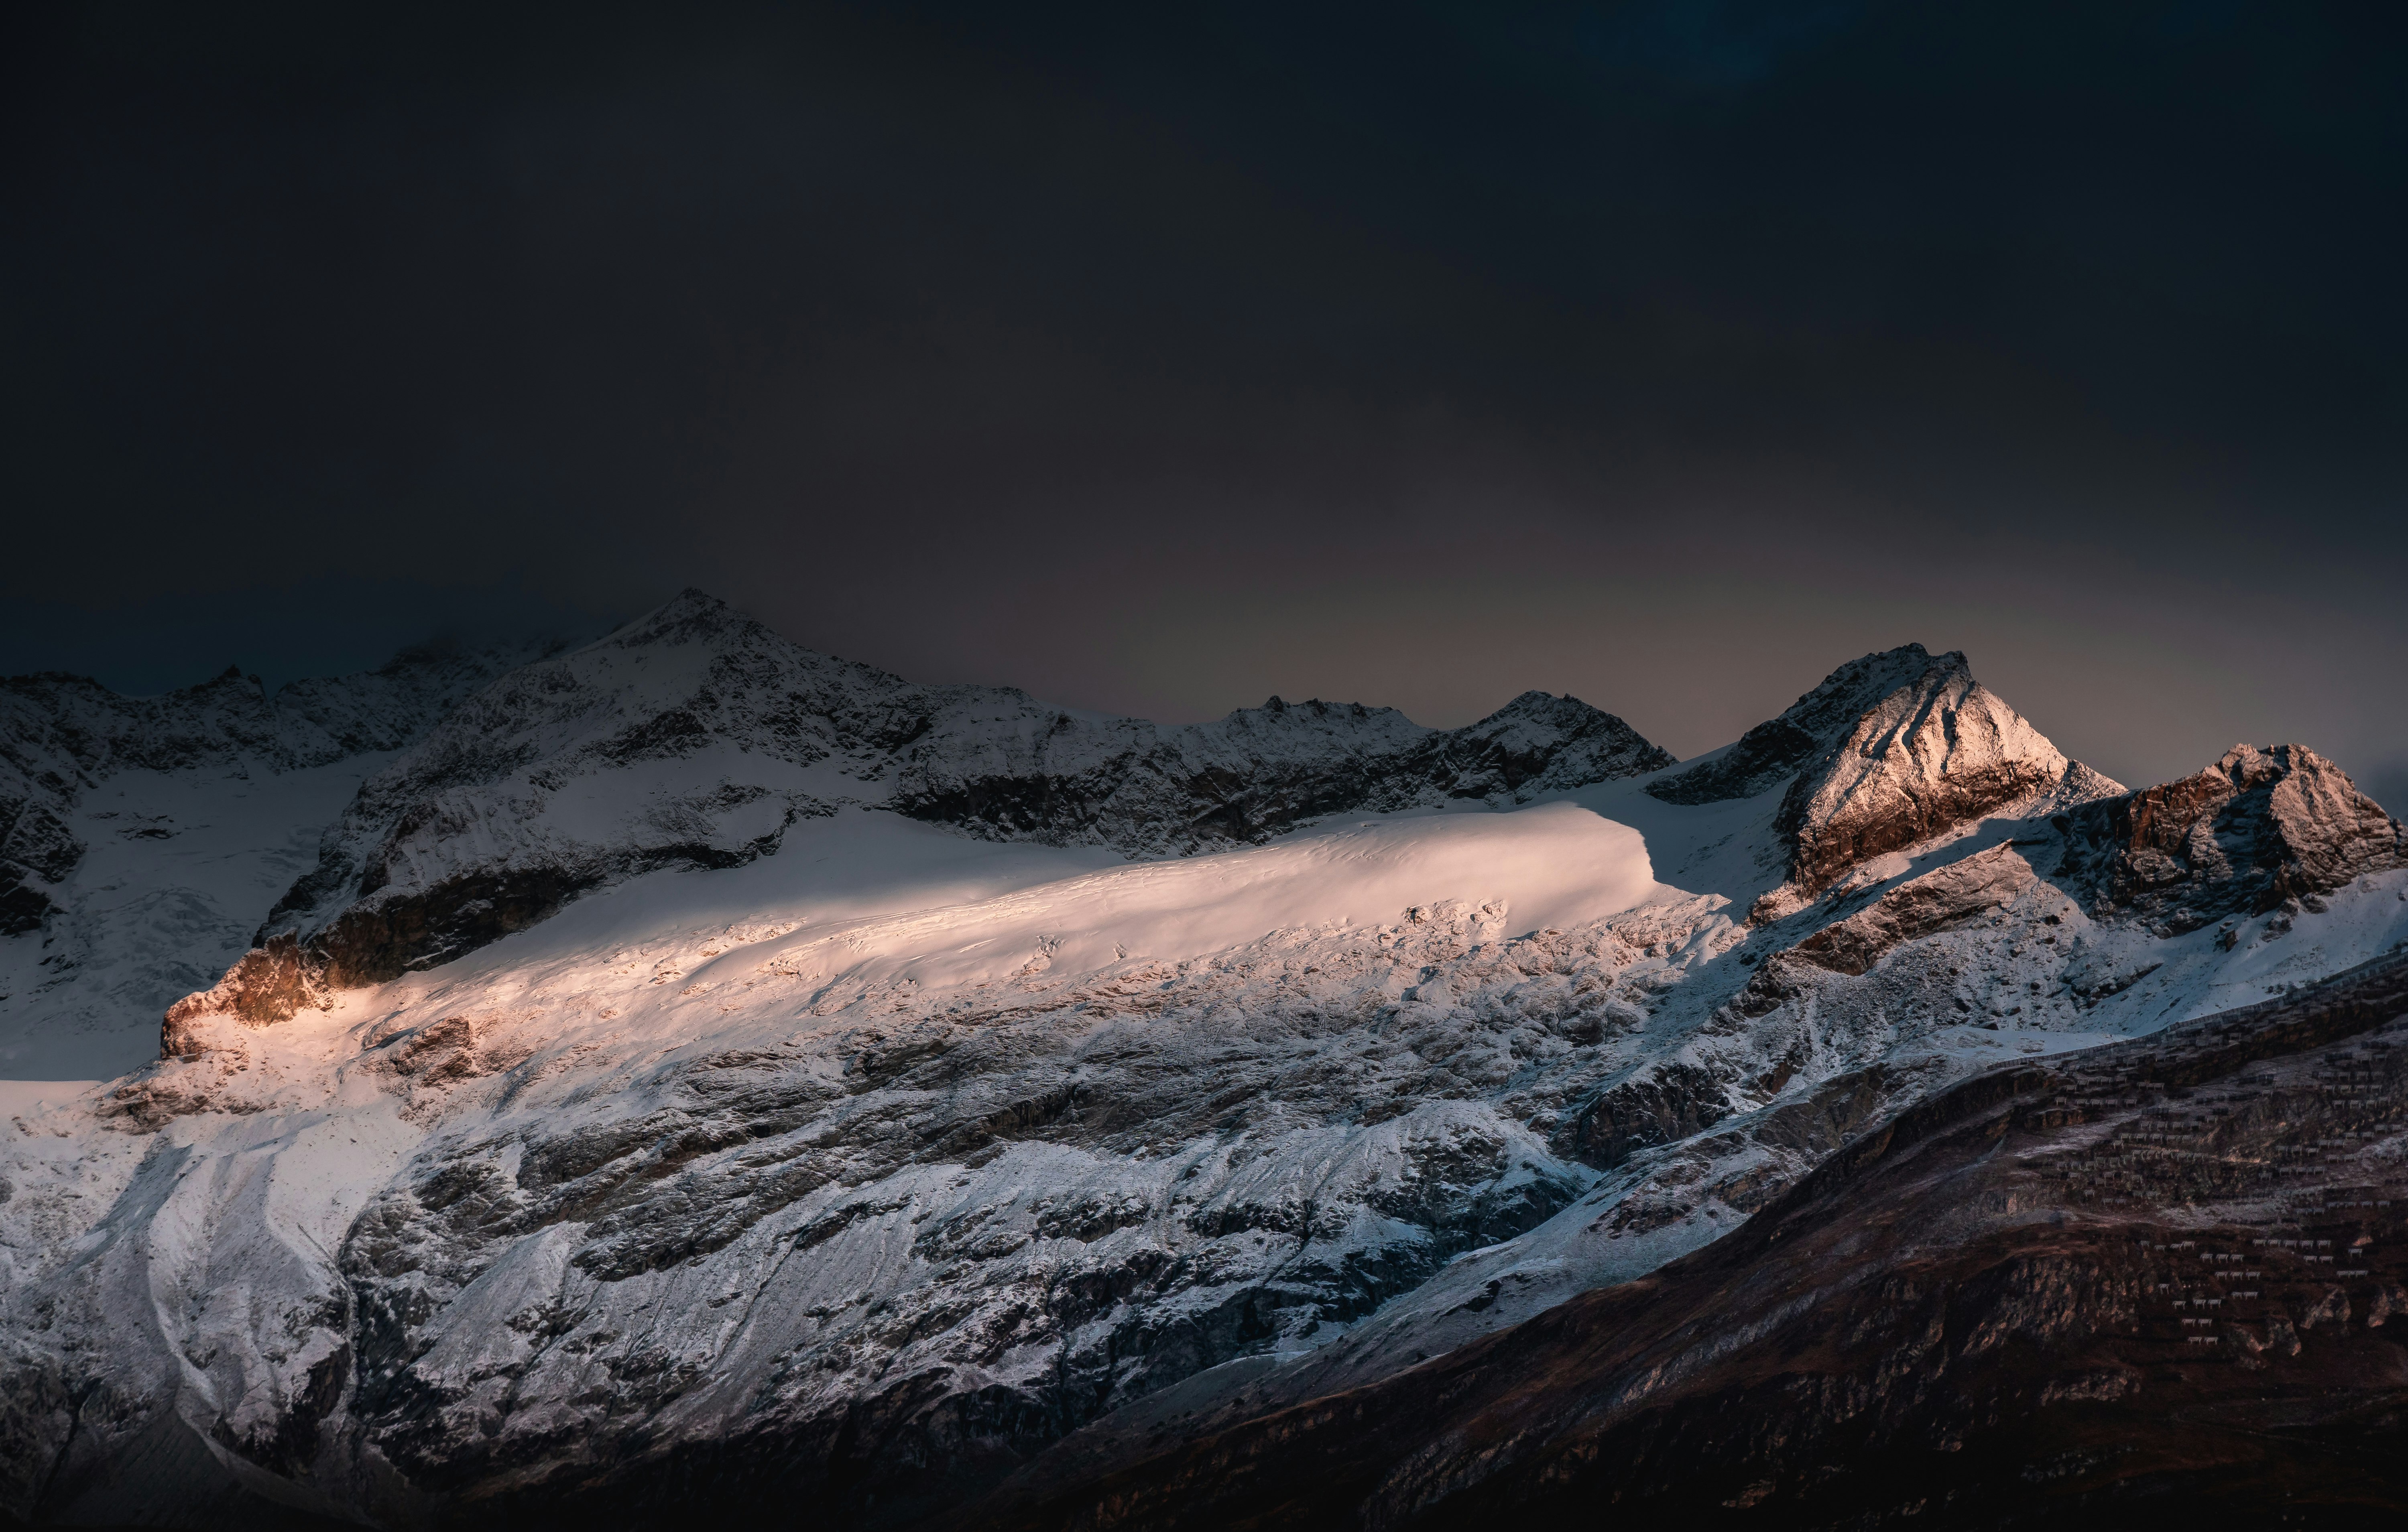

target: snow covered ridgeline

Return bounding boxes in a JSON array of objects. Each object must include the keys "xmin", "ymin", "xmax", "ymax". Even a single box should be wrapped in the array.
[
  {"xmin": 0, "ymin": 645, "xmax": 558, "ymax": 938},
  {"xmin": 206, "ymin": 590, "xmax": 1676, "ymax": 1012}
]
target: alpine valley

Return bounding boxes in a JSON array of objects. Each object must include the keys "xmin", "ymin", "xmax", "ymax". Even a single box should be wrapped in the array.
[{"xmin": 4, "ymin": 591, "xmax": 2405, "ymax": 1530}]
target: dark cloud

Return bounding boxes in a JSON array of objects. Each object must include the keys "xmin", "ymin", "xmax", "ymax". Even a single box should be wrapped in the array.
[{"xmin": 4, "ymin": 1, "xmax": 2403, "ymax": 793}]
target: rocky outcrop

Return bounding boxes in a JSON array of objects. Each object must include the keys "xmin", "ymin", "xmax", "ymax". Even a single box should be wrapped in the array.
[
  {"xmin": 1566, "ymin": 1061, "xmax": 1732, "ymax": 1169},
  {"xmin": 1790, "ymin": 842, "xmax": 2038, "ymax": 976},
  {"xmin": 161, "ymin": 934, "xmax": 324, "ymax": 1050},
  {"xmin": 248, "ymin": 591, "xmax": 1674, "ymax": 1000},
  {"xmin": 1649, "ymin": 645, "xmax": 2115, "ymax": 922},
  {"xmin": 2055, "ymin": 743, "xmax": 2408, "ymax": 933}
]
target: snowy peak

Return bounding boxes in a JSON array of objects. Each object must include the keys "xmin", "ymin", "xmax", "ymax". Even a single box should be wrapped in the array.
[
  {"xmin": 1772, "ymin": 650, "xmax": 2097, "ymax": 897},
  {"xmin": 1649, "ymin": 644, "xmax": 2117, "ymax": 920},
  {"xmin": 1443, "ymin": 689, "xmax": 1674, "ymax": 800},
  {"xmin": 0, "ymin": 665, "xmax": 281, "ymax": 787},
  {"xmin": 1645, "ymin": 644, "xmax": 1954, "ymax": 808},
  {"xmin": 257, "ymin": 593, "xmax": 934, "ymax": 983},
  {"xmin": 2055, "ymin": 742, "xmax": 2408, "ymax": 932}
]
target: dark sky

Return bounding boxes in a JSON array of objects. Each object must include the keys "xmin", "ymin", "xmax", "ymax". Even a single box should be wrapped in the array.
[{"xmin": 6, "ymin": 1, "xmax": 2405, "ymax": 806}]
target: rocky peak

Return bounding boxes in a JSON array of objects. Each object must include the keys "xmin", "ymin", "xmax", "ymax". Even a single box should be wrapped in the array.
[
  {"xmin": 2055, "ymin": 742, "xmax": 2408, "ymax": 933},
  {"xmin": 1645, "ymin": 644, "xmax": 1950, "ymax": 808},
  {"xmin": 1649, "ymin": 644, "xmax": 2116, "ymax": 920},
  {"xmin": 1771, "ymin": 651, "xmax": 2097, "ymax": 899},
  {"xmin": 1440, "ymin": 690, "xmax": 1675, "ymax": 800}
]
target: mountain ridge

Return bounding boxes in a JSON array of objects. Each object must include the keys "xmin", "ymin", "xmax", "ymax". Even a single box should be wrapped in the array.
[
  {"xmin": 199, "ymin": 590, "xmax": 1676, "ymax": 1021},
  {"xmin": 3, "ymin": 591, "xmax": 2404, "ymax": 1531}
]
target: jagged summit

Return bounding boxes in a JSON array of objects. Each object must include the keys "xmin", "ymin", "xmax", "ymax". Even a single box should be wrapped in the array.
[
  {"xmin": 1646, "ymin": 644, "xmax": 1952, "ymax": 807},
  {"xmin": 1651, "ymin": 643, "xmax": 2119, "ymax": 920},
  {"xmin": 2056, "ymin": 742, "xmax": 2408, "ymax": 933}
]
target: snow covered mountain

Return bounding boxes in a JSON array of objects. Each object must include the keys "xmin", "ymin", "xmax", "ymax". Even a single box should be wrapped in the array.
[
  {"xmin": 186, "ymin": 590, "xmax": 1670, "ymax": 1026},
  {"xmin": 2, "ymin": 593, "xmax": 2403, "ymax": 1530},
  {"xmin": 0, "ymin": 639, "xmax": 566, "ymax": 1079},
  {"xmin": 1646, "ymin": 643, "xmax": 2116, "ymax": 921}
]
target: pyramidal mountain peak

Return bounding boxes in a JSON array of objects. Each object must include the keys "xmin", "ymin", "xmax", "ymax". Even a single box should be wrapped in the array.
[
  {"xmin": 4, "ymin": 592, "xmax": 2406, "ymax": 1530},
  {"xmin": 1649, "ymin": 642, "xmax": 2121, "ymax": 923}
]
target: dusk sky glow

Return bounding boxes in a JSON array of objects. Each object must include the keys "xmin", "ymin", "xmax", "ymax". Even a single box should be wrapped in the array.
[{"xmin": 5, "ymin": 2, "xmax": 2404, "ymax": 805}]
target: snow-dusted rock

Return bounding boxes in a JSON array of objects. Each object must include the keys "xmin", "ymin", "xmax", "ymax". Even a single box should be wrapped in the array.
[
  {"xmin": 1790, "ymin": 841, "xmax": 2038, "ymax": 977},
  {"xmin": 2055, "ymin": 742, "xmax": 2408, "ymax": 933},
  {"xmin": 3, "ymin": 655, "xmax": 534, "ymax": 935},
  {"xmin": 893, "ymin": 687, "xmax": 1674, "ymax": 855},
  {"xmin": 1648, "ymin": 645, "xmax": 2119, "ymax": 922},
  {"xmin": 0, "ymin": 640, "xmax": 562, "ymax": 1077}
]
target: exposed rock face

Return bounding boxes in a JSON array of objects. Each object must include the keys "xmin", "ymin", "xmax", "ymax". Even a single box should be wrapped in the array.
[
  {"xmin": 0, "ymin": 795, "xmax": 77, "ymax": 935},
  {"xmin": 2056, "ymin": 743, "xmax": 2408, "ymax": 933},
  {"xmin": 888, "ymin": 689, "xmax": 1668, "ymax": 853},
  {"xmin": 1772, "ymin": 661, "xmax": 2091, "ymax": 900},
  {"xmin": 1648, "ymin": 645, "xmax": 2116, "ymax": 922},
  {"xmin": 1790, "ymin": 842, "xmax": 2038, "ymax": 976},
  {"xmin": 250, "ymin": 591, "xmax": 1674, "ymax": 1002},
  {"xmin": 974, "ymin": 954, "xmax": 2408, "ymax": 1532},
  {"xmin": 1564, "ymin": 1061, "xmax": 1732, "ymax": 1169},
  {"xmin": 161, "ymin": 934, "xmax": 323, "ymax": 1053}
]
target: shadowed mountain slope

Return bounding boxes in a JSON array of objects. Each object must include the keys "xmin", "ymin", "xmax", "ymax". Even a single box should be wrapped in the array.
[{"xmin": 971, "ymin": 951, "xmax": 2408, "ymax": 1532}]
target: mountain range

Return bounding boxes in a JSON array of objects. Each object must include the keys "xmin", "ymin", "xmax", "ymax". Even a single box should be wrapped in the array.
[{"xmin": 3, "ymin": 591, "xmax": 2403, "ymax": 1530}]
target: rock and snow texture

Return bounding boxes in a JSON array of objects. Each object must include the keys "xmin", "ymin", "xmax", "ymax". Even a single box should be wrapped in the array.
[
  {"xmin": 4, "ymin": 598, "xmax": 2407, "ymax": 1529},
  {"xmin": 2054, "ymin": 742, "xmax": 2408, "ymax": 932},
  {"xmin": 246, "ymin": 590, "xmax": 1674, "ymax": 999},
  {"xmin": 1647, "ymin": 644, "xmax": 2119, "ymax": 921},
  {"xmin": 0, "ymin": 641, "xmax": 561, "ymax": 1079},
  {"xmin": 0, "ymin": 648, "xmax": 554, "ymax": 935}
]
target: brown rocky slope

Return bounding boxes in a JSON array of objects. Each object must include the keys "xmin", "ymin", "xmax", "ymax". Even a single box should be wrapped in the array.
[{"xmin": 970, "ymin": 950, "xmax": 2408, "ymax": 1532}]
